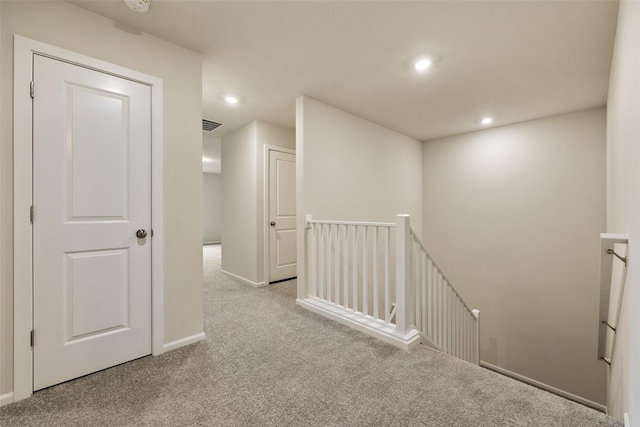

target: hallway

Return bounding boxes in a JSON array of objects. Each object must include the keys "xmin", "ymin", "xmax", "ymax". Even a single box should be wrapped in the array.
[{"xmin": 0, "ymin": 245, "xmax": 620, "ymax": 426}]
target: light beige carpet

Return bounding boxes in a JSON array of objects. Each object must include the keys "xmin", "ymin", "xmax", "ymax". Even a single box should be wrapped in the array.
[{"xmin": 0, "ymin": 244, "xmax": 621, "ymax": 426}]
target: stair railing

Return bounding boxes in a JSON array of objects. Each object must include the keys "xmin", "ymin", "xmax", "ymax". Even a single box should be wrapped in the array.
[
  {"xmin": 306, "ymin": 218, "xmax": 396, "ymax": 323},
  {"xmin": 301, "ymin": 214, "xmax": 480, "ymax": 364},
  {"xmin": 396, "ymin": 215, "xmax": 480, "ymax": 364}
]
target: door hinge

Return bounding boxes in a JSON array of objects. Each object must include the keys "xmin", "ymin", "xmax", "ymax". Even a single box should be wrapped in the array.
[
  {"xmin": 30, "ymin": 81, "xmax": 34, "ymax": 99},
  {"xmin": 30, "ymin": 330, "xmax": 34, "ymax": 347},
  {"xmin": 30, "ymin": 206, "xmax": 34, "ymax": 224}
]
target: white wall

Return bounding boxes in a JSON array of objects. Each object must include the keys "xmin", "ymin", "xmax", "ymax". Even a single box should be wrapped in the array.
[
  {"xmin": 221, "ymin": 120, "xmax": 294, "ymax": 285},
  {"xmin": 221, "ymin": 122, "xmax": 258, "ymax": 283},
  {"xmin": 606, "ymin": 0, "xmax": 640, "ymax": 421},
  {"xmin": 202, "ymin": 132, "xmax": 221, "ymax": 174},
  {"xmin": 422, "ymin": 108, "xmax": 607, "ymax": 406},
  {"xmin": 296, "ymin": 96, "xmax": 423, "ymax": 298},
  {"xmin": 0, "ymin": 1, "xmax": 203, "ymax": 397},
  {"xmin": 0, "ymin": 1, "xmax": 6, "ymax": 404},
  {"xmin": 203, "ymin": 173, "xmax": 222, "ymax": 244}
]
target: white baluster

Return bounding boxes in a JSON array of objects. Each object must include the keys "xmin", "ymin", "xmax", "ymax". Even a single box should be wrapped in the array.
[
  {"xmin": 363, "ymin": 226, "xmax": 368, "ymax": 316},
  {"xmin": 411, "ymin": 241, "xmax": 422, "ymax": 325},
  {"xmin": 421, "ymin": 252, "xmax": 427, "ymax": 335},
  {"xmin": 457, "ymin": 298, "xmax": 462, "ymax": 359},
  {"xmin": 343, "ymin": 225, "xmax": 349, "ymax": 308},
  {"xmin": 455, "ymin": 296, "xmax": 460, "ymax": 358},
  {"xmin": 437, "ymin": 272, "xmax": 443, "ymax": 348},
  {"xmin": 448, "ymin": 285, "xmax": 453, "ymax": 355},
  {"xmin": 318, "ymin": 224, "xmax": 324, "ymax": 300},
  {"xmin": 353, "ymin": 226, "xmax": 358, "ymax": 312},
  {"xmin": 468, "ymin": 312, "xmax": 473, "ymax": 363},
  {"xmin": 451, "ymin": 288, "xmax": 455, "ymax": 355},
  {"xmin": 373, "ymin": 227, "xmax": 379, "ymax": 320},
  {"xmin": 384, "ymin": 227, "xmax": 390, "ymax": 322},
  {"xmin": 427, "ymin": 259, "xmax": 433, "ymax": 340},
  {"xmin": 334, "ymin": 224, "xmax": 340, "ymax": 305},
  {"xmin": 327, "ymin": 224, "xmax": 333, "ymax": 302},
  {"xmin": 416, "ymin": 243, "xmax": 422, "ymax": 329},
  {"xmin": 444, "ymin": 281, "xmax": 449, "ymax": 354}
]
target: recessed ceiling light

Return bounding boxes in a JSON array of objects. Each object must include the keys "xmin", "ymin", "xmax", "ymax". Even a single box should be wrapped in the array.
[
  {"xmin": 414, "ymin": 58, "xmax": 433, "ymax": 72},
  {"xmin": 224, "ymin": 95, "xmax": 239, "ymax": 105},
  {"xmin": 124, "ymin": 0, "xmax": 149, "ymax": 12},
  {"xmin": 481, "ymin": 117, "xmax": 494, "ymax": 125}
]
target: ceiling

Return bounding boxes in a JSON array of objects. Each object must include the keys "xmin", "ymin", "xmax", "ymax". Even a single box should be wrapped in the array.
[{"xmin": 69, "ymin": 0, "xmax": 619, "ymax": 141}]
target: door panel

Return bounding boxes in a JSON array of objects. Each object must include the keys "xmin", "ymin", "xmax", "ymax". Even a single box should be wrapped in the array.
[
  {"xmin": 66, "ymin": 84, "xmax": 129, "ymax": 220},
  {"xmin": 269, "ymin": 150, "xmax": 297, "ymax": 282},
  {"xmin": 276, "ymin": 160, "xmax": 296, "ymax": 215},
  {"xmin": 33, "ymin": 54, "xmax": 151, "ymax": 390},
  {"xmin": 65, "ymin": 249, "xmax": 130, "ymax": 341},
  {"xmin": 275, "ymin": 229, "xmax": 297, "ymax": 266}
]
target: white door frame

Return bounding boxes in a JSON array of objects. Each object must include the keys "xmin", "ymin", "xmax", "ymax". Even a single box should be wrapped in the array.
[
  {"xmin": 263, "ymin": 145, "xmax": 296, "ymax": 284},
  {"xmin": 13, "ymin": 35, "xmax": 164, "ymax": 402}
]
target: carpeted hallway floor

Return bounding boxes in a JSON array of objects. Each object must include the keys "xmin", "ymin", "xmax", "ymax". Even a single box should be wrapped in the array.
[{"xmin": 0, "ymin": 244, "xmax": 621, "ymax": 426}]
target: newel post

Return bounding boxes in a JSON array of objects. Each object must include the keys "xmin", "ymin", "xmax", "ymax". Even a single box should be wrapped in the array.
[
  {"xmin": 395, "ymin": 214, "xmax": 413, "ymax": 335},
  {"xmin": 305, "ymin": 214, "xmax": 314, "ymax": 298},
  {"xmin": 472, "ymin": 309, "xmax": 481, "ymax": 365}
]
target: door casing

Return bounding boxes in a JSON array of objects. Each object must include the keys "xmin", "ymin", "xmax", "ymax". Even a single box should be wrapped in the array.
[
  {"xmin": 263, "ymin": 145, "xmax": 296, "ymax": 285},
  {"xmin": 13, "ymin": 35, "xmax": 165, "ymax": 402}
]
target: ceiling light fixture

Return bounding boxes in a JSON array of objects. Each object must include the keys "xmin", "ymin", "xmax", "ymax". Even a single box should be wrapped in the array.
[
  {"xmin": 481, "ymin": 117, "xmax": 494, "ymax": 125},
  {"xmin": 414, "ymin": 59, "xmax": 432, "ymax": 71},
  {"xmin": 202, "ymin": 157, "xmax": 213, "ymax": 163},
  {"xmin": 124, "ymin": 0, "xmax": 150, "ymax": 12},
  {"xmin": 224, "ymin": 95, "xmax": 239, "ymax": 105}
]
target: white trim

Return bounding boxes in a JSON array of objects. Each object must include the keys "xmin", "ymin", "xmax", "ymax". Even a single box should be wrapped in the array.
[
  {"xmin": 624, "ymin": 412, "xmax": 630, "ymax": 427},
  {"xmin": 162, "ymin": 332, "xmax": 206, "ymax": 353},
  {"xmin": 479, "ymin": 361, "xmax": 607, "ymax": 413},
  {"xmin": 221, "ymin": 269, "xmax": 266, "ymax": 288},
  {"xmin": 263, "ymin": 145, "xmax": 296, "ymax": 285},
  {"xmin": 150, "ymin": 61, "xmax": 165, "ymax": 359},
  {"xmin": 295, "ymin": 97, "xmax": 307, "ymax": 300},
  {"xmin": 203, "ymin": 241, "xmax": 221, "ymax": 245},
  {"xmin": 307, "ymin": 219, "xmax": 396, "ymax": 227},
  {"xmin": 297, "ymin": 297, "xmax": 421, "ymax": 351},
  {"xmin": 13, "ymin": 35, "xmax": 34, "ymax": 404},
  {"xmin": 0, "ymin": 392, "xmax": 15, "ymax": 408},
  {"xmin": 13, "ymin": 35, "xmax": 164, "ymax": 402}
]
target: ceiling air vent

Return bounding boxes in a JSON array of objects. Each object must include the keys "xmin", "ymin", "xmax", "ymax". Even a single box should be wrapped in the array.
[{"xmin": 202, "ymin": 119, "xmax": 223, "ymax": 132}]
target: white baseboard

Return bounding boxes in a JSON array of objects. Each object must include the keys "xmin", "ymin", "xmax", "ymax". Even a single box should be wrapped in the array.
[
  {"xmin": 0, "ymin": 392, "xmax": 14, "ymax": 407},
  {"xmin": 297, "ymin": 297, "xmax": 421, "ymax": 351},
  {"xmin": 479, "ymin": 361, "xmax": 607, "ymax": 413},
  {"xmin": 163, "ymin": 332, "xmax": 206, "ymax": 352},
  {"xmin": 203, "ymin": 241, "xmax": 221, "ymax": 245},
  {"xmin": 220, "ymin": 269, "xmax": 266, "ymax": 288}
]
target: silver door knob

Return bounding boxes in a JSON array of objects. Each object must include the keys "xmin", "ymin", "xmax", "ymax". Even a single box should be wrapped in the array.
[
  {"xmin": 136, "ymin": 229, "xmax": 148, "ymax": 238},
  {"xmin": 270, "ymin": 221, "xmax": 276, "ymax": 226}
]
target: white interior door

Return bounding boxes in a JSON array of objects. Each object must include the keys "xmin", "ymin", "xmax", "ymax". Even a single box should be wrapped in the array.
[
  {"xmin": 268, "ymin": 150, "xmax": 297, "ymax": 283},
  {"xmin": 32, "ymin": 54, "xmax": 152, "ymax": 390}
]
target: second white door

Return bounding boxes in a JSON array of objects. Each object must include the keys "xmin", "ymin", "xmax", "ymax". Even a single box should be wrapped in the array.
[
  {"xmin": 33, "ymin": 54, "xmax": 152, "ymax": 390},
  {"xmin": 268, "ymin": 150, "xmax": 297, "ymax": 283}
]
